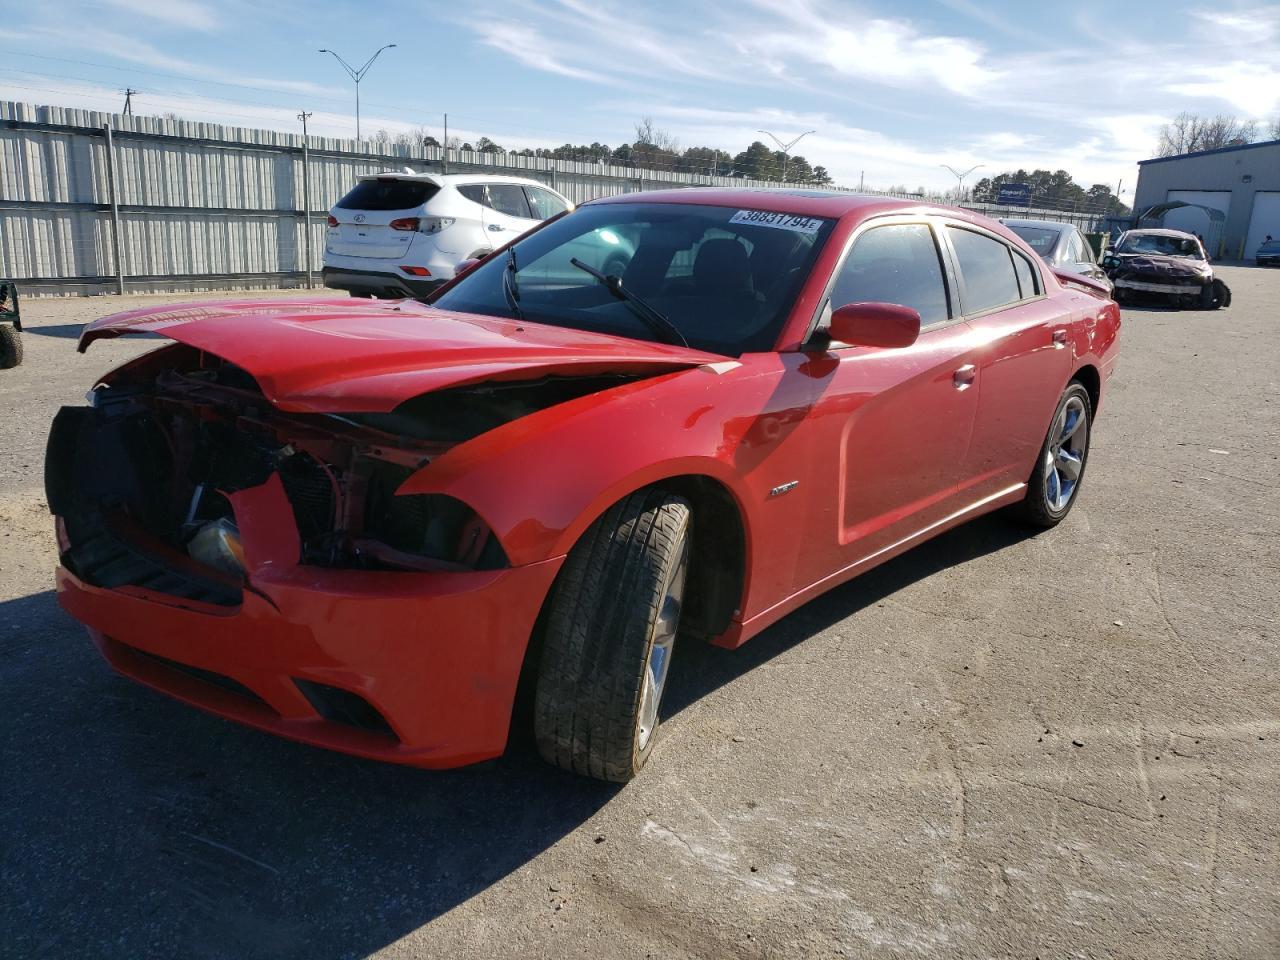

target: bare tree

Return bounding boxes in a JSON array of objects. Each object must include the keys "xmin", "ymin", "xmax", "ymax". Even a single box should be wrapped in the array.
[
  {"xmin": 1270, "ymin": 116, "xmax": 1280, "ymax": 140},
  {"xmin": 633, "ymin": 116, "xmax": 679, "ymax": 153},
  {"xmin": 1155, "ymin": 112, "xmax": 1258, "ymax": 156}
]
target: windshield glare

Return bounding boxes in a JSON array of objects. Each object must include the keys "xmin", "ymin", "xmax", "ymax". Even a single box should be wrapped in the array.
[
  {"xmin": 432, "ymin": 202, "xmax": 835, "ymax": 355},
  {"xmin": 1118, "ymin": 234, "xmax": 1203, "ymax": 259}
]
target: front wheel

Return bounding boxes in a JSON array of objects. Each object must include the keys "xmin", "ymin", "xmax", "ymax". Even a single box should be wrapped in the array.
[
  {"xmin": 0, "ymin": 325, "xmax": 22, "ymax": 368},
  {"xmin": 534, "ymin": 489, "xmax": 691, "ymax": 781},
  {"xmin": 1011, "ymin": 382, "xmax": 1092, "ymax": 528}
]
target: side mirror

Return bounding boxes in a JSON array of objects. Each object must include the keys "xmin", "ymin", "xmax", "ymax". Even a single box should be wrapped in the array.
[
  {"xmin": 455, "ymin": 257, "xmax": 482, "ymax": 277},
  {"xmin": 827, "ymin": 301, "xmax": 921, "ymax": 349}
]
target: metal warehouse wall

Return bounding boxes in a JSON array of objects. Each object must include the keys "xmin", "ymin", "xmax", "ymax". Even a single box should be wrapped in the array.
[
  {"xmin": 1132, "ymin": 139, "xmax": 1280, "ymax": 259},
  {"xmin": 0, "ymin": 99, "xmax": 1109, "ymax": 295}
]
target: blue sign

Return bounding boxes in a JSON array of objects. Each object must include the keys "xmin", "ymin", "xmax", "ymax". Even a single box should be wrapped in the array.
[{"xmin": 996, "ymin": 183, "xmax": 1032, "ymax": 206}]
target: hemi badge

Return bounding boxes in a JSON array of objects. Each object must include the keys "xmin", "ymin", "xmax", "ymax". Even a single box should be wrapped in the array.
[{"xmin": 769, "ymin": 481, "xmax": 799, "ymax": 498}]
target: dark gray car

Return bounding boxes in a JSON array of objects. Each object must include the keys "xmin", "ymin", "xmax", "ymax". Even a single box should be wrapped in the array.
[{"xmin": 1002, "ymin": 218, "xmax": 1112, "ymax": 293}]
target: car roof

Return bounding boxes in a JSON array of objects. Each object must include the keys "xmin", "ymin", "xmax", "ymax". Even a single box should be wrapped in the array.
[
  {"xmin": 1001, "ymin": 218, "xmax": 1074, "ymax": 233},
  {"xmin": 355, "ymin": 172, "xmax": 552, "ymax": 188},
  {"xmin": 584, "ymin": 187, "xmax": 981, "ymax": 224},
  {"xmin": 1121, "ymin": 228, "xmax": 1198, "ymax": 240}
]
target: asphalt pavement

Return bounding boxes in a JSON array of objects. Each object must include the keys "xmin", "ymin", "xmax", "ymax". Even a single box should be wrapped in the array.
[{"xmin": 1, "ymin": 270, "xmax": 1277, "ymax": 959}]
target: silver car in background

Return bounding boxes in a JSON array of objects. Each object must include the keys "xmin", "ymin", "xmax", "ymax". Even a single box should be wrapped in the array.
[{"xmin": 1002, "ymin": 218, "xmax": 1112, "ymax": 293}]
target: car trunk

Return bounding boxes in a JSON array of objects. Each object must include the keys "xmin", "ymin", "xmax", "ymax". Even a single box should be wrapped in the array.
[{"xmin": 327, "ymin": 177, "xmax": 440, "ymax": 260}]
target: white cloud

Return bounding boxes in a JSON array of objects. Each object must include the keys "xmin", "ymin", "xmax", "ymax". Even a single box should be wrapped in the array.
[
  {"xmin": 471, "ymin": 21, "xmax": 609, "ymax": 83},
  {"xmin": 100, "ymin": 0, "xmax": 220, "ymax": 31},
  {"xmin": 731, "ymin": 3, "xmax": 1001, "ymax": 97}
]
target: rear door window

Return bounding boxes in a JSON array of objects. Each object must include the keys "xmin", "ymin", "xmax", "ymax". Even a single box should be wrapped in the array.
[
  {"xmin": 830, "ymin": 223, "xmax": 950, "ymax": 327},
  {"xmin": 335, "ymin": 179, "xmax": 437, "ymax": 211},
  {"xmin": 525, "ymin": 185, "xmax": 570, "ymax": 220},
  {"xmin": 947, "ymin": 227, "xmax": 1023, "ymax": 314},
  {"xmin": 457, "ymin": 184, "xmax": 488, "ymax": 206},
  {"xmin": 485, "ymin": 183, "xmax": 533, "ymax": 219}
]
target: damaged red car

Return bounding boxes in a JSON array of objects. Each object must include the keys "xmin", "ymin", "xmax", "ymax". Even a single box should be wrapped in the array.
[{"xmin": 48, "ymin": 190, "xmax": 1120, "ymax": 781}]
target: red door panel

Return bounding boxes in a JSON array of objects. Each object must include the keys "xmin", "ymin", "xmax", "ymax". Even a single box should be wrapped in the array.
[
  {"xmin": 782, "ymin": 321, "xmax": 980, "ymax": 593},
  {"xmin": 961, "ymin": 297, "xmax": 1074, "ymax": 496}
]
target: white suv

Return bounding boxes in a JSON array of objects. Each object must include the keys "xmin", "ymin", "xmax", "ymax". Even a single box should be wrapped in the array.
[{"xmin": 322, "ymin": 173, "xmax": 573, "ymax": 298}]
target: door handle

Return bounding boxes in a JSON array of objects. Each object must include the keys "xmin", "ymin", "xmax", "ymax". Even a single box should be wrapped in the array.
[
  {"xmin": 1052, "ymin": 329, "xmax": 1068, "ymax": 347},
  {"xmin": 487, "ymin": 224, "xmax": 505, "ymax": 232},
  {"xmin": 952, "ymin": 364, "xmax": 976, "ymax": 390}
]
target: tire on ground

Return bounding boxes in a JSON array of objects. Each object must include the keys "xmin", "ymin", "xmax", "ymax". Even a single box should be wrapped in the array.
[
  {"xmin": 0, "ymin": 325, "xmax": 22, "ymax": 368},
  {"xmin": 1011, "ymin": 381, "xmax": 1092, "ymax": 529},
  {"xmin": 534, "ymin": 488, "xmax": 691, "ymax": 781}
]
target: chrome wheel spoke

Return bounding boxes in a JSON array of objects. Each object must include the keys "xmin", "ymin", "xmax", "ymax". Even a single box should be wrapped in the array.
[{"xmin": 1057, "ymin": 447, "xmax": 1083, "ymax": 481}]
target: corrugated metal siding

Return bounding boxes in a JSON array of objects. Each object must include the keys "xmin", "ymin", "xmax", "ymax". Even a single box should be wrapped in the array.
[{"xmin": 0, "ymin": 99, "xmax": 1104, "ymax": 294}]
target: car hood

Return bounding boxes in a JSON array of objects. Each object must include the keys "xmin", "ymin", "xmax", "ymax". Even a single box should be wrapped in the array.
[
  {"xmin": 79, "ymin": 297, "xmax": 725, "ymax": 413},
  {"xmin": 1108, "ymin": 253, "xmax": 1211, "ymax": 280}
]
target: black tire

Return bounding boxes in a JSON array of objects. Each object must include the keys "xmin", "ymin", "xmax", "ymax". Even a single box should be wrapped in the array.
[
  {"xmin": 534, "ymin": 488, "xmax": 692, "ymax": 781},
  {"xmin": 349, "ymin": 291, "xmax": 373, "ymax": 299},
  {"xmin": 0, "ymin": 325, "xmax": 22, "ymax": 368},
  {"xmin": 1011, "ymin": 382, "xmax": 1092, "ymax": 528},
  {"xmin": 1199, "ymin": 278, "xmax": 1230, "ymax": 310}
]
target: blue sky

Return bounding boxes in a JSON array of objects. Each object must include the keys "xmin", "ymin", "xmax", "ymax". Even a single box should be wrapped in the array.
[{"xmin": 1, "ymin": 0, "xmax": 1277, "ymax": 195}]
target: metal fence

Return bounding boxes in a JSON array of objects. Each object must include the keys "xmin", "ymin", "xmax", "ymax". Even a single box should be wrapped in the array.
[{"xmin": 0, "ymin": 100, "xmax": 1108, "ymax": 296}]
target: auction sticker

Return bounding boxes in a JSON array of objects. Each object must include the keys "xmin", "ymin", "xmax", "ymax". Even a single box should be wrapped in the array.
[{"xmin": 729, "ymin": 210, "xmax": 824, "ymax": 234}]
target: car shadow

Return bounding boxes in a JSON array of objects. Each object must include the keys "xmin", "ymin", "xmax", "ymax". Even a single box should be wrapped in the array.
[
  {"xmin": 662, "ymin": 512, "xmax": 1036, "ymax": 716},
  {"xmin": 2, "ymin": 513, "xmax": 1037, "ymax": 958}
]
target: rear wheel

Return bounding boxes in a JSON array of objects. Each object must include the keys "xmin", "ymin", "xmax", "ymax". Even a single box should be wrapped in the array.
[
  {"xmin": 0, "ymin": 325, "xmax": 22, "ymax": 368},
  {"xmin": 534, "ymin": 489, "xmax": 691, "ymax": 781},
  {"xmin": 1011, "ymin": 382, "xmax": 1092, "ymax": 528}
]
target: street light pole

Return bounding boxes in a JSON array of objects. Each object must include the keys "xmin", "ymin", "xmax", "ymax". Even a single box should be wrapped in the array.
[
  {"xmin": 758, "ymin": 129, "xmax": 816, "ymax": 183},
  {"xmin": 318, "ymin": 44, "xmax": 397, "ymax": 141},
  {"xmin": 941, "ymin": 163, "xmax": 984, "ymax": 199}
]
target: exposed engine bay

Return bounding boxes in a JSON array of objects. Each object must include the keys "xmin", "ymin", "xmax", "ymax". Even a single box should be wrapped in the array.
[{"xmin": 45, "ymin": 346, "xmax": 639, "ymax": 607}]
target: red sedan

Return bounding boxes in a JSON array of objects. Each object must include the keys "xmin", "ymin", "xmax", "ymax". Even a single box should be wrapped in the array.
[{"xmin": 49, "ymin": 190, "xmax": 1119, "ymax": 781}]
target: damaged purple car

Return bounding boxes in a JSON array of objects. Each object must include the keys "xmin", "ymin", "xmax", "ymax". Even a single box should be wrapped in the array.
[{"xmin": 1102, "ymin": 228, "xmax": 1230, "ymax": 310}]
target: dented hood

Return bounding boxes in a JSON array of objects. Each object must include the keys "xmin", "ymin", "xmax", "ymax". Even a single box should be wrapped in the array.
[{"xmin": 80, "ymin": 297, "xmax": 723, "ymax": 413}]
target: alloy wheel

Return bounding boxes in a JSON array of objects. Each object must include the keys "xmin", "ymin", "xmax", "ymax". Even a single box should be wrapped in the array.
[
  {"xmin": 636, "ymin": 536, "xmax": 689, "ymax": 752},
  {"xmin": 1043, "ymin": 396, "xmax": 1088, "ymax": 513}
]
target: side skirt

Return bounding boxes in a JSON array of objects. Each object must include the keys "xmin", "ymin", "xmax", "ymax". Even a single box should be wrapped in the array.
[{"xmin": 713, "ymin": 482, "xmax": 1027, "ymax": 649}]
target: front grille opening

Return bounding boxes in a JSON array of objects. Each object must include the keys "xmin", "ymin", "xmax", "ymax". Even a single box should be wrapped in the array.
[
  {"xmin": 133, "ymin": 648, "xmax": 270, "ymax": 708},
  {"xmin": 278, "ymin": 452, "xmax": 335, "ymax": 546},
  {"xmin": 293, "ymin": 678, "xmax": 397, "ymax": 739}
]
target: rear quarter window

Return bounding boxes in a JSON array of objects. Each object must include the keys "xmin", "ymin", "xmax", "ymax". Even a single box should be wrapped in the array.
[
  {"xmin": 336, "ymin": 180, "xmax": 438, "ymax": 211},
  {"xmin": 948, "ymin": 227, "xmax": 1023, "ymax": 314}
]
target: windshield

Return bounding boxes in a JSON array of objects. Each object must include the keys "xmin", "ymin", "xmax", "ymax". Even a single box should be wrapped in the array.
[
  {"xmin": 1005, "ymin": 224, "xmax": 1059, "ymax": 254},
  {"xmin": 432, "ymin": 202, "xmax": 836, "ymax": 355},
  {"xmin": 1117, "ymin": 233, "xmax": 1203, "ymax": 259}
]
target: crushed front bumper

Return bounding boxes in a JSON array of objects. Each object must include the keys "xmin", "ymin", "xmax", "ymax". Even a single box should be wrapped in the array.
[
  {"xmin": 1113, "ymin": 278, "xmax": 1203, "ymax": 294},
  {"xmin": 58, "ymin": 553, "xmax": 564, "ymax": 768}
]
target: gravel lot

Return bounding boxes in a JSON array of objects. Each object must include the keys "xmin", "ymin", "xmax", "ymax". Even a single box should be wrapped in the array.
[{"xmin": 2, "ymin": 270, "xmax": 1278, "ymax": 959}]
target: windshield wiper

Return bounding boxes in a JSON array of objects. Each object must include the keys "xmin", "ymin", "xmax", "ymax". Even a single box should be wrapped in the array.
[
  {"xmin": 569, "ymin": 258, "xmax": 688, "ymax": 348},
  {"xmin": 502, "ymin": 247, "xmax": 523, "ymax": 320}
]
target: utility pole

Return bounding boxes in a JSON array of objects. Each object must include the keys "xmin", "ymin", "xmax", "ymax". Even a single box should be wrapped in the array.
[
  {"xmin": 758, "ymin": 128, "xmax": 816, "ymax": 182},
  {"xmin": 442, "ymin": 113, "xmax": 448, "ymax": 175},
  {"xmin": 859, "ymin": 170, "xmax": 864, "ymax": 191},
  {"xmin": 298, "ymin": 110, "xmax": 314, "ymax": 289},
  {"xmin": 317, "ymin": 44, "xmax": 396, "ymax": 141},
  {"xmin": 122, "ymin": 88, "xmax": 138, "ymax": 115},
  {"xmin": 941, "ymin": 163, "xmax": 983, "ymax": 199}
]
